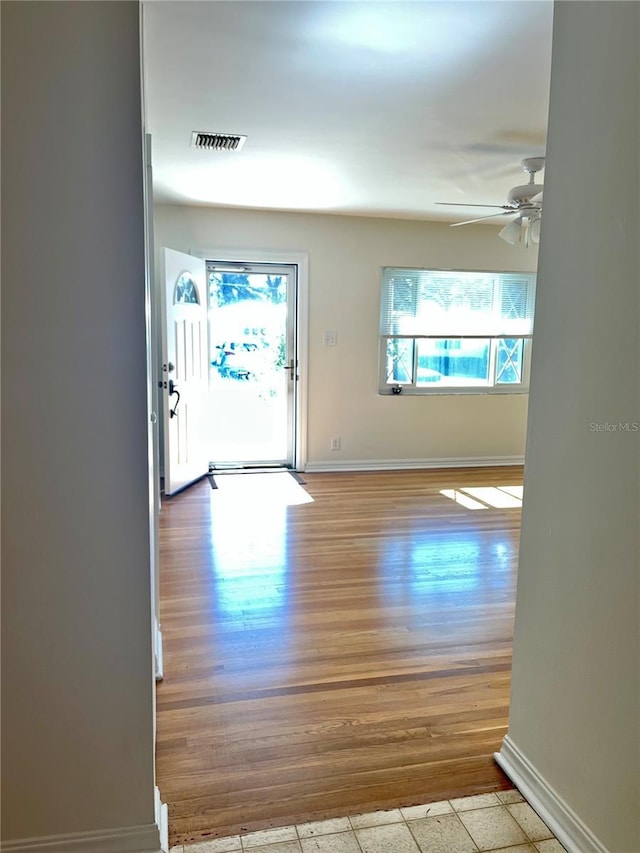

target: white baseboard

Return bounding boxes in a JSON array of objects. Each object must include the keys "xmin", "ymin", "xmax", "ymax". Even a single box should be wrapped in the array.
[
  {"xmin": 155, "ymin": 786, "xmax": 168, "ymax": 853},
  {"xmin": 304, "ymin": 455, "xmax": 525, "ymax": 473},
  {"xmin": 0, "ymin": 823, "xmax": 162, "ymax": 853},
  {"xmin": 495, "ymin": 734, "xmax": 609, "ymax": 853},
  {"xmin": 155, "ymin": 622, "xmax": 164, "ymax": 682}
]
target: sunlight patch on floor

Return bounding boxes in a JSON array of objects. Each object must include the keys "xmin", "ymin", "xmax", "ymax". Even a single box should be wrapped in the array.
[
  {"xmin": 440, "ymin": 485, "xmax": 523, "ymax": 510},
  {"xmin": 440, "ymin": 489, "xmax": 486, "ymax": 510},
  {"xmin": 497, "ymin": 484, "xmax": 524, "ymax": 500},
  {"xmin": 212, "ymin": 472, "xmax": 314, "ymax": 507}
]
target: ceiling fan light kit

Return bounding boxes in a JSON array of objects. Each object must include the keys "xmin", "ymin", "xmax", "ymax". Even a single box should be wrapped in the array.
[
  {"xmin": 530, "ymin": 216, "xmax": 542, "ymax": 243},
  {"xmin": 438, "ymin": 156, "xmax": 545, "ymax": 247},
  {"xmin": 499, "ymin": 218, "xmax": 522, "ymax": 245}
]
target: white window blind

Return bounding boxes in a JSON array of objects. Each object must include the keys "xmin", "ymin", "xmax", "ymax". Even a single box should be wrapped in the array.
[{"xmin": 380, "ymin": 268, "xmax": 536, "ymax": 338}]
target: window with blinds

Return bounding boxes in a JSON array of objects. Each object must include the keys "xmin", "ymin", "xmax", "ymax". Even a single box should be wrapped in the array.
[{"xmin": 379, "ymin": 268, "xmax": 536, "ymax": 393}]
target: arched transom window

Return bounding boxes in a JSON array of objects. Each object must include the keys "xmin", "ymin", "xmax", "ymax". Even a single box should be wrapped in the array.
[{"xmin": 174, "ymin": 273, "xmax": 199, "ymax": 304}]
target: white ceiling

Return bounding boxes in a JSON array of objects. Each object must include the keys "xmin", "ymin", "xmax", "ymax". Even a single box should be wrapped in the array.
[{"xmin": 143, "ymin": 1, "xmax": 553, "ymax": 223}]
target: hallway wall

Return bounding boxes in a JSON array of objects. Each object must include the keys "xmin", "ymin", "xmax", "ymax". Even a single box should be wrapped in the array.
[
  {"xmin": 1, "ymin": 2, "xmax": 158, "ymax": 848},
  {"xmin": 499, "ymin": 4, "xmax": 640, "ymax": 851}
]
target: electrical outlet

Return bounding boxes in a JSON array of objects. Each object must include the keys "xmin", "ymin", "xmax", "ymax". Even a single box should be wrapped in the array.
[
  {"xmin": 330, "ymin": 437, "xmax": 341, "ymax": 451},
  {"xmin": 323, "ymin": 330, "xmax": 337, "ymax": 347}
]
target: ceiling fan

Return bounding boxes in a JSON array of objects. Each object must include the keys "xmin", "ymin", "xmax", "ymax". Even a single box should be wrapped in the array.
[{"xmin": 438, "ymin": 156, "xmax": 545, "ymax": 247}]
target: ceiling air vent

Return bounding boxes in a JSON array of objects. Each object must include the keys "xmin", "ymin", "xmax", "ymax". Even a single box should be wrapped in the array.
[{"xmin": 190, "ymin": 131, "xmax": 247, "ymax": 151}]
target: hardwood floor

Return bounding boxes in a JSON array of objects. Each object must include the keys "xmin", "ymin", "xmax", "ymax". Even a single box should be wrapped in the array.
[{"xmin": 157, "ymin": 468, "xmax": 523, "ymax": 846}]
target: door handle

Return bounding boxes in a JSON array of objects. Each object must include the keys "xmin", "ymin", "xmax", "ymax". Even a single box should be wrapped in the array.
[
  {"xmin": 169, "ymin": 379, "xmax": 181, "ymax": 419},
  {"xmin": 283, "ymin": 358, "xmax": 298, "ymax": 380}
]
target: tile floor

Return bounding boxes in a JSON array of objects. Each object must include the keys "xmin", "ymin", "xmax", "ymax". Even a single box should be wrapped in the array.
[{"xmin": 169, "ymin": 790, "xmax": 567, "ymax": 853}]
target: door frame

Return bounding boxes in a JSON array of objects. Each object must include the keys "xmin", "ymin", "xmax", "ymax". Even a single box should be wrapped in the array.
[{"xmin": 192, "ymin": 247, "xmax": 309, "ymax": 471}]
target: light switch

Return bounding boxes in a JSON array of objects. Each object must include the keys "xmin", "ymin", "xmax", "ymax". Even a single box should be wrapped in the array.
[{"xmin": 323, "ymin": 330, "xmax": 337, "ymax": 347}]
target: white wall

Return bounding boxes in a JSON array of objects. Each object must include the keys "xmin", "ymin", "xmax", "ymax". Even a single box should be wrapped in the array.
[
  {"xmin": 1, "ymin": 2, "xmax": 158, "ymax": 849},
  {"xmin": 498, "ymin": 4, "xmax": 640, "ymax": 852},
  {"xmin": 154, "ymin": 205, "xmax": 537, "ymax": 468}
]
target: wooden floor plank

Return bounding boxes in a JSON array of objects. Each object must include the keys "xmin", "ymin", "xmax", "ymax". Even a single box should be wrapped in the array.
[{"xmin": 157, "ymin": 468, "xmax": 522, "ymax": 845}]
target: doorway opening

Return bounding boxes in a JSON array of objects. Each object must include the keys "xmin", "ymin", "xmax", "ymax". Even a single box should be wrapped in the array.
[
  {"xmin": 160, "ymin": 248, "xmax": 308, "ymax": 496},
  {"xmin": 207, "ymin": 261, "xmax": 298, "ymax": 469}
]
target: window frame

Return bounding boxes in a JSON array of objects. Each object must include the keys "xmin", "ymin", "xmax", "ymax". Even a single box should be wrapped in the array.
[{"xmin": 378, "ymin": 267, "xmax": 536, "ymax": 396}]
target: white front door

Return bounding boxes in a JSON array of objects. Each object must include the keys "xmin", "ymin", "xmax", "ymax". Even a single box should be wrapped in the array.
[{"xmin": 161, "ymin": 248, "xmax": 209, "ymax": 495}]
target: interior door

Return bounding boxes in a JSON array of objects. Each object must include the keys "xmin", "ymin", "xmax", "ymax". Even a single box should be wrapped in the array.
[{"xmin": 161, "ymin": 248, "xmax": 209, "ymax": 495}]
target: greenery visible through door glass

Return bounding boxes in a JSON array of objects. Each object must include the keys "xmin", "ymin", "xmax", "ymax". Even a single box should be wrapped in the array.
[
  {"xmin": 208, "ymin": 271, "xmax": 288, "ymax": 399},
  {"xmin": 209, "ymin": 272, "xmax": 286, "ymax": 308}
]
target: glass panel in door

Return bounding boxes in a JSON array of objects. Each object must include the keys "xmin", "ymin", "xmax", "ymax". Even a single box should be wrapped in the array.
[{"xmin": 207, "ymin": 263, "xmax": 296, "ymax": 467}]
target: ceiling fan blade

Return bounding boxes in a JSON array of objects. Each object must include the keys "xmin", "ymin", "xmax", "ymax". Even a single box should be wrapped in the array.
[
  {"xmin": 451, "ymin": 211, "xmax": 516, "ymax": 227},
  {"xmin": 437, "ymin": 202, "xmax": 516, "ymax": 210}
]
